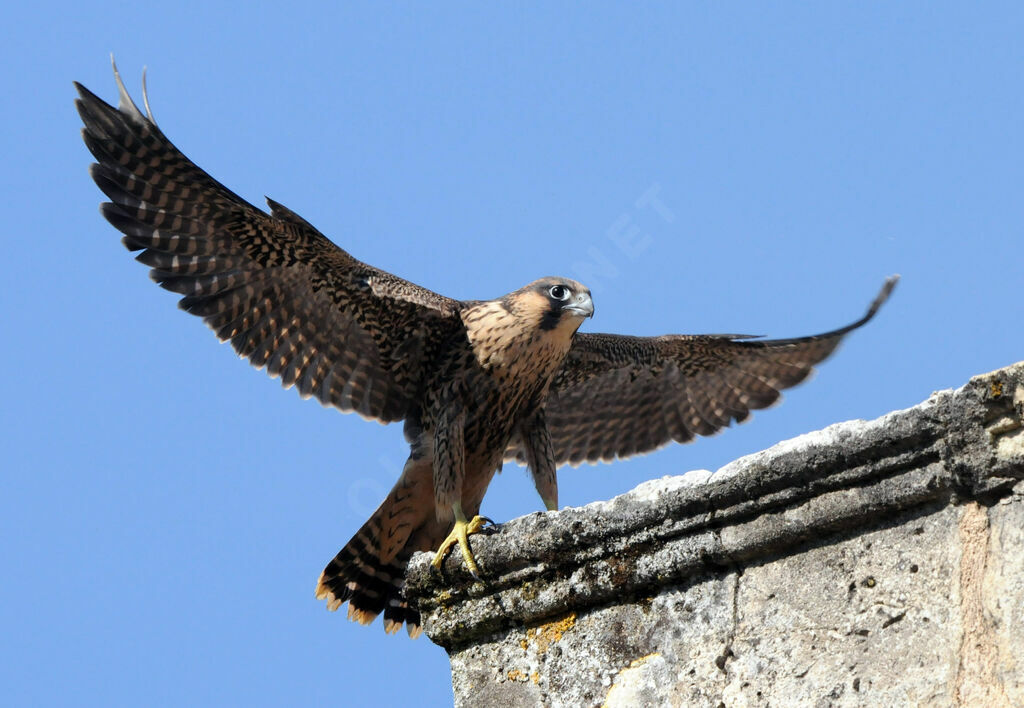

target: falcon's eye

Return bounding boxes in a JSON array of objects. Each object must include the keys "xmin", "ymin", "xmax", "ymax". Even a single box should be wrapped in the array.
[{"xmin": 549, "ymin": 285, "xmax": 571, "ymax": 301}]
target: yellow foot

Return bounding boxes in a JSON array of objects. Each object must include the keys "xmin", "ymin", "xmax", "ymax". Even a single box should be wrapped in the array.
[{"xmin": 430, "ymin": 515, "xmax": 492, "ymax": 579}]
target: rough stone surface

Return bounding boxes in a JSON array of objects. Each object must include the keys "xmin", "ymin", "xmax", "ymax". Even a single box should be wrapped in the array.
[{"xmin": 406, "ymin": 362, "xmax": 1024, "ymax": 707}]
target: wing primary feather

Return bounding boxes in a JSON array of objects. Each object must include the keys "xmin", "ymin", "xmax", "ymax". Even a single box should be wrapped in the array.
[
  {"xmin": 755, "ymin": 275, "xmax": 899, "ymax": 347},
  {"xmin": 141, "ymin": 65, "xmax": 154, "ymax": 122},
  {"xmin": 110, "ymin": 54, "xmax": 146, "ymax": 124}
]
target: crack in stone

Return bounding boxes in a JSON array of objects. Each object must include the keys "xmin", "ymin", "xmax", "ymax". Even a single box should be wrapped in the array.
[{"xmin": 715, "ymin": 568, "xmax": 742, "ymax": 677}]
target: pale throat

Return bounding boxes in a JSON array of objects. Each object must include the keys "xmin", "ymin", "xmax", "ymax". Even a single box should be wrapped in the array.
[{"xmin": 461, "ymin": 300, "xmax": 581, "ymax": 375}]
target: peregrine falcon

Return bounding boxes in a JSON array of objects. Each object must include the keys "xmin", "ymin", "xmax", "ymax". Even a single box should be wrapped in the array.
[{"xmin": 75, "ymin": 61, "xmax": 897, "ymax": 638}]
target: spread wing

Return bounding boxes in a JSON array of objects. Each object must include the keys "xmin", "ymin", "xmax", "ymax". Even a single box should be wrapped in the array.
[
  {"xmin": 510, "ymin": 277, "xmax": 897, "ymax": 466},
  {"xmin": 76, "ymin": 62, "xmax": 460, "ymax": 423}
]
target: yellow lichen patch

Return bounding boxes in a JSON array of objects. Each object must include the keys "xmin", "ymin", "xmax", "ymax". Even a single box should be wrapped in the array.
[
  {"xmin": 506, "ymin": 669, "xmax": 528, "ymax": 682},
  {"xmin": 531, "ymin": 672, "xmax": 540, "ymax": 685},
  {"xmin": 525, "ymin": 611, "xmax": 577, "ymax": 654},
  {"xmin": 991, "ymin": 380, "xmax": 1004, "ymax": 398}
]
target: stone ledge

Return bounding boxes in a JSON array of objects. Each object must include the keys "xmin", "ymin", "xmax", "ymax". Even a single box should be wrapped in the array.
[{"xmin": 408, "ymin": 362, "xmax": 1022, "ymax": 648}]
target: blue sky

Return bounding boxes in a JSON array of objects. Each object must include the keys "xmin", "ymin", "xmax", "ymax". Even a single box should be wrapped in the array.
[{"xmin": 3, "ymin": 2, "xmax": 1022, "ymax": 705}]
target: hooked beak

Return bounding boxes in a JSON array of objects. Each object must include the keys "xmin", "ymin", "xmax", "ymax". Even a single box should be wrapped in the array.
[{"xmin": 564, "ymin": 292, "xmax": 594, "ymax": 318}]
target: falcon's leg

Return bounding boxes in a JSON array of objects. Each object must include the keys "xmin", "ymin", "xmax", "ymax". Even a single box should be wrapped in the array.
[
  {"xmin": 430, "ymin": 502, "xmax": 491, "ymax": 579},
  {"xmin": 430, "ymin": 407, "xmax": 491, "ymax": 577},
  {"xmin": 520, "ymin": 409, "xmax": 559, "ymax": 511}
]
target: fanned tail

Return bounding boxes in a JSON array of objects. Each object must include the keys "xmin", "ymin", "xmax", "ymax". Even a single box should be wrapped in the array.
[
  {"xmin": 316, "ymin": 518, "xmax": 421, "ymax": 638},
  {"xmin": 316, "ymin": 456, "xmax": 441, "ymax": 638}
]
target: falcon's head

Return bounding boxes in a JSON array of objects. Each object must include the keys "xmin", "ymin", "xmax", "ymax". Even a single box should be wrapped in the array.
[
  {"xmin": 525, "ymin": 277, "xmax": 594, "ymax": 331},
  {"xmin": 463, "ymin": 277, "xmax": 594, "ymax": 369}
]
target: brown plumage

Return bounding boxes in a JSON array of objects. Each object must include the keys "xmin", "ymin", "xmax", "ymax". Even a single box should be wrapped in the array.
[{"xmin": 76, "ymin": 61, "xmax": 897, "ymax": 638}]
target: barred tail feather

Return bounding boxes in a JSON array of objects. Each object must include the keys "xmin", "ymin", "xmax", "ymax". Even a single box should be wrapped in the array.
[
  {"xmin": 315, "ymin": 534, "xmax": 421, "ymax": 637},
  {"xmin": 316, "ymin": 457, "xmax": 437, "ymax": 638}
]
